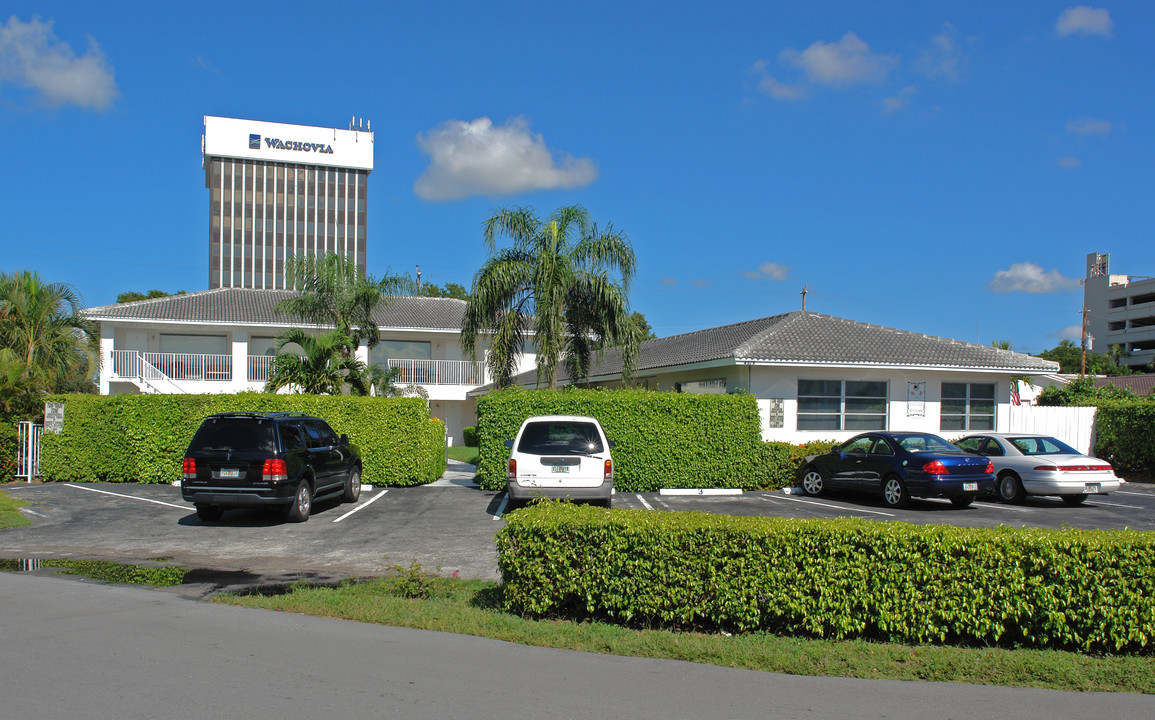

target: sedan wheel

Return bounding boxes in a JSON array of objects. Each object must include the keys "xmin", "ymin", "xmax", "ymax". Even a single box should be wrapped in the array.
[
  {"xmin": 998, "ymin": 472, "xmax": 1026, "ymax": 503},
  {"xmin": 1061, "ymin": 494, "xmax": 1088, "ymax": 506},
  {"xmin": 801, "ymin": 468, "xmax": 825, "ymax": 496},
  {"xmin": 342, "ymin": 468, "xmax": 362, "ymax": 503},
  {"xmin": 285, "ymin": 481, "xmax": 312, "ymax": 522},
  {"xmin": 882, "ymin": 475, "xmax": 910, "ymax": 509}
]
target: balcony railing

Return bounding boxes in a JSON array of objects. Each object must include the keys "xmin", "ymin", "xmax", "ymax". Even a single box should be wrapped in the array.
[
  {"xmin": 383, "ymin": 358, "xmax": 486, "ymax": 386},
  {"xmin": 145, "ymin": 352, "xmax": 232, "ymax": 381}
]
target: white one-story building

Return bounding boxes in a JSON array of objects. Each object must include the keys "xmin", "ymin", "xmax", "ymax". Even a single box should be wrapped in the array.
[
  {"xmin": 84, "ymin": 287, "xmax": 535, "ymax": 445},
  {"xmin": 482, "ymin": 311, "xmax": 1060, "ymax": 444}
]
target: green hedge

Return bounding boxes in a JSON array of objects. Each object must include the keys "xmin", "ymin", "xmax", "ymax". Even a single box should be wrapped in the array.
[
  {"xmin": 497, "ymin": 503, "xmax": 1155, "ymax": 653},
  {"xmin": 0, "ymin": 423, "xmax": 17, "ymax": 481},
  {"xmin": 475, "ymin": 387, "xmax": 765, "ymax": 492},
  {"xmin": 39, "ymin": 393, "xmax": 445, "ymax": 486},
  {"xmin": 462, "ymin": 425, "xmax": 479, "ymax": 447},
  {"xmin": 1094, "ymin": 400, "xmax": 1155, "ymax": 474},
  {"xmin": 761, "ymin": 439, "xmax": 839, "ymax": 488}
]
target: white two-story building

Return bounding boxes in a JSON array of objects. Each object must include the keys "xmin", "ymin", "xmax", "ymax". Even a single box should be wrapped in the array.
[{"xmin": 85, "ymin": 287, "xmax": 535, "ymax": 444}]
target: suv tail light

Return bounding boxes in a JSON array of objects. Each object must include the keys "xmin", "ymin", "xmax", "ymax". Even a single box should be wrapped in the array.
[
  {"xmin": 604, "ymin": 458, "xmax": 613, "ymax": 481},
  {"xmin": 263, "ymin": 458, "xmax": 288, "ymax": 482},
  {"xmin": 508, "ymin": 458, "xmax": 517, "ymax": 481},
  {"xmin": 922, "ymin": 460, "xmax": 949, "ymax": 475},
  {"xmin": 182, "ymin": 457, "xmax": 196, "ymax": 480}
]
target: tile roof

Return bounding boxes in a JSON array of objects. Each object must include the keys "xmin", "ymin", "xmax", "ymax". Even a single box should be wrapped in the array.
[
  {"xmin": 1094, "ymin": 375, "xmax": 1155, "ymax": 396},
  {"xmin": 83, "ymin": 287, "xmax": 469, "ymax": 330},
  {"xmin": 501, "ymin": 311, "xmax": 1058, "ymax": 388}
]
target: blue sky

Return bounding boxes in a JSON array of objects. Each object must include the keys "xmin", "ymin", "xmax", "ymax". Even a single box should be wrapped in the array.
[{"xmin": 2, "ymin": 2, "xmax": 1151, "ymax": 355}]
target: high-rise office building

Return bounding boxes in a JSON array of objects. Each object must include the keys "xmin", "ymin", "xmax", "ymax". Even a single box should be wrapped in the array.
[
  {"xmin": 202, "ymin": 115, "xmax": 374, "ymax": 289},
  {"xmin": 1084, "ymin": 252, "xmax": 1155, "ymax": 371}
]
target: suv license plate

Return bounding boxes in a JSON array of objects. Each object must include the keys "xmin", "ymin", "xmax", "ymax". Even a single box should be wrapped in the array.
[
  {"xmin": 963, "ymin": 482, "xmax": 978, "ymax": 492},
  {"xmin": 551, "ymin": 466, "xmax": 569, "ymax": 474},
  {"xmin": 1084, "ymin": 483, "xmax": 1100, "ymax": 493},
  {"xmin": 221, "ymin": 468, "xmax": 240, "ymax": 479}
]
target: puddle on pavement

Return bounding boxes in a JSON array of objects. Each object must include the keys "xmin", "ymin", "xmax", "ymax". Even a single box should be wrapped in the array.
[{"xmin": 0, "ymin": 558, "xmax": 47, "ymax": 572}]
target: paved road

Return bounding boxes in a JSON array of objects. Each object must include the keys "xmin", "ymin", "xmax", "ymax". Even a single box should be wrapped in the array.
[
  {"xmin": 3, "ymin": 572, "xmax": 1151, "ymax": 720},
  {"xmin": 3, "ymin": 475, "xmax": 1154, "ymax": 588}
]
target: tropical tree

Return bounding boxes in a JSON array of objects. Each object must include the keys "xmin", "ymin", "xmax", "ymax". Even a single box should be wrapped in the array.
[
  {"xmin": 0, "ymin": 271, "xmax": 98, "ymax": 418},
  {"xmin": 276, "ymin": 253, "xmax": 410, "ymax": 360},
  {"xmin": 461, "ymin": 205, "xmax": 638, "ymax": 389},
  {"xmin": 419, "ymin": 282, "xmax": 470, "ymax": 301},
  {"xmin": 263, "ymin": 329, "xmax": 370, "ymax": 396}
]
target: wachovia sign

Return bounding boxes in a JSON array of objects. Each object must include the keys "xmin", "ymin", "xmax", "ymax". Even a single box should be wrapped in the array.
[{"xmin": 249, "ymin": 133, "xmax": 334, "ymax": 154}]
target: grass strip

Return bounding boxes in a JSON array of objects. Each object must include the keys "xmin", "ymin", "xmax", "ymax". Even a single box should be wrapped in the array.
[
  {"xmin": 216, "ymin": 575, "xmax": 1155, "ymax": 694},
  {"xmin": 0, "ymin": 488, "xmax": 31, "ymax": 529},
  {"xmin": 446, "ymin": 445, "xmax": 479, "ymax": 465}
]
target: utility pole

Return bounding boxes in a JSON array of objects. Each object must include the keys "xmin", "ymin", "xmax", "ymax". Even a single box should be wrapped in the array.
[
  {"xmin": 416, "ymin": 265, "xmax": 422, "ymax": 294},
  {"xmin": 1080, "ymin": 304, "xmax": 1089, "ymax": 375},
  {"xmin": 800, "ymin": 285, "xmax": 808, "ymax": 312}
]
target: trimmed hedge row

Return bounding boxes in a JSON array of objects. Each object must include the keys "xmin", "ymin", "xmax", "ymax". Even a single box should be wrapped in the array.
[
  {"xmin": 39, "ymin": 393, "xmax": 445, "ymax": 486},
  {"xmin": 497, "ymin": 503, "xmax": 1155, "ymax": 653},
  {"xmin": 475, "ymin": 387, "xmax": 765, "ymax": 492},
  {"xmin": 0, "ymin": 422, "xmax": 17, "ymax": 481},
  {"xmin": 1094, "ymin": 400, "xmax": 1155, "ymax": 474}
]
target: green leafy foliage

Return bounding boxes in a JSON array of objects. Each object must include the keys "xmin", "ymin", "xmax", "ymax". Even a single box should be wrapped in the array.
[
  {"xmin": 1093, "ymin": 400, "xmax": 1155, "ymax": 474},
  {"xmin": 497, "ymin": 503, "xmax": 1155, "ymax": 653},
  {"xmin": 759, "ymin": 439, "xmax": 839, "ymax": 489},
  {"xmin": 38, "ymin": 393, "xmax": 445, "ymax": 486},
  {"xmin": 475, "ymin": 387, "xmax": 765, "ymax": 492},
  {"xmin": 1036, "ymin": 376, "xmax": 1137, "ymax": 406},
  {"xmin": 0, "ymin": 422, "xmax": 17, "ymax": 480},
  {"xmin": 42, "ymin": 559, "xmax": 187, "ymax": 586},
  {"xmin": 462, "ymin": 425, "xmax": 479, "ymax": 447}
]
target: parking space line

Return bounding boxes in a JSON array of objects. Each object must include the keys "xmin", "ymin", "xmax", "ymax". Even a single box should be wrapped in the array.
[
  {"xmin": 765, "ymin": 494, "xmax": 895, "ymax": 517},
  {"xmin": 332, "ymin": 489, "xmax": 388, "ymax": 523},
  {"xmin": 1115, "ymin": 491, "xmax": 1151, "ymax": 497},
  {"xmin": 64, "ymin": 483, "xmax": 189, "ymax": 511},
  {"xmin": 494, "ymin": 496, "xmax": 508, "ymax": 520},
  {"xmin": 635, "ymin": 493, "xmax": 654, "ymax": 510},
  {"xmin": 1087, "ymin": 499, "xmax": 1146, "ymax": 509}
]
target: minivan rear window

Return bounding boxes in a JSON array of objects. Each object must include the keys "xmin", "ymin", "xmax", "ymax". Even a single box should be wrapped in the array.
[
  {"xmin": 517, "ymin": 421, "xmax": 604, "ymax": 455},
  {"xmin": 188, "ymin": 419, "xmax": 277, "ymax": 453}
]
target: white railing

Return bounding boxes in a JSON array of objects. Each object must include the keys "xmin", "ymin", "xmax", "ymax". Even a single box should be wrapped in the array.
[
  {"xmin": 111, "ymin": 349, "xmax": 142, "ymax": 379},
  {"xmin": 16, "ymin": 422, "xmax": 41, "ymax": 481},
  {"xmin": 248, "ymin": 355, "xmax": 277, "ymax": 382},
  {"xmin": 143, "ymin": 352, "xmax": 232, "ymax": 381},
  {"xmin": 383, "ymin": 359, "xmax": 486, "ymax": 386}
]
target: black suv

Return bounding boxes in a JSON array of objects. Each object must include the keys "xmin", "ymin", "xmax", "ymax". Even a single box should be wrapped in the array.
[{"xmin": 181, "ymin": 412, "xmax": 362, "ymax": 522}]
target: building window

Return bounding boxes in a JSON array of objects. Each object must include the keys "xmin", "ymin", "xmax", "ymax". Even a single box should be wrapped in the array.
[
  {"xmin": 941, "ymin": 382, "xmax": 995, "ymax": 431},
  {"xmin": 797, "ymin": 380, "xmax": 888, "ymax": 431},
  {"xmin": 1110, "ymin": 298, "xmax": 1127, "ymax": 309}
]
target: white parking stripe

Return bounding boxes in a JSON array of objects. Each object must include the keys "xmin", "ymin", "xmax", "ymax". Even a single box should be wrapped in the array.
[
  {"xmin": 332, "ymin": 488, "xmax": 388, "ymax": 523},
  {"xmin": 494, "ymin": 496, "xmax": 508, "ymax": 520},
  {"xmin": 764, "ymin": 494, "xmax": 895, "ymax": 517},
  {"xmin": 65, "ymin": 483, "xmax": 189, "ymax": 511},
  {"xmin": 635, "ymin": 493, "xmax": 654, "ymax": 510},
  {"xmin": 1115, "ymin": 491, "xmax": 1151, "ymax": 497},
  {"xmin": 1087, "ymin": 499, "xmax": 1146, "ymax": 509}
]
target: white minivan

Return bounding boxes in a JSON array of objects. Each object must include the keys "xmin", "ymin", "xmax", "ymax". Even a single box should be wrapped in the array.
[{"xmin": 505, "ymin": 415, "xmax": 614, "ymax": 508}]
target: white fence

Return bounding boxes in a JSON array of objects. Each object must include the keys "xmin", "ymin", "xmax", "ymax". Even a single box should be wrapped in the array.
[
  {"xmin": 1007, "ymin": 405, "xmax": 1098, "ymax": 455},
  {"xmin": 15, "ymin": 421, "xmax": 41, "ymax": 481}
]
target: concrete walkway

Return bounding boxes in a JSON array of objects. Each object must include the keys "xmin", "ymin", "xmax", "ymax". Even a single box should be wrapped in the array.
[{"xmin": 429, "ymin": 459, "xmax": 479, "ymax": 488}]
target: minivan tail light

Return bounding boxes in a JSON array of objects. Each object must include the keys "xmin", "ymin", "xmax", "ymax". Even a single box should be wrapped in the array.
[
  {"xmin": 604, "ymin": 458, "xmax": 613, "ymax": 481},
  {"xmin": 263, "ymin": 458, "xmax": 288, "ymax": 482},
  {"xmin": 508, "ymin": 458, "xmax": 517, "ymax": 481},
  {"xmin": 922, "ymin": 460, "xmax": 949, "ymax": 475},
  {"xmin": 182, "ymin": 457, "xmax": 196, "ymax": 479}
]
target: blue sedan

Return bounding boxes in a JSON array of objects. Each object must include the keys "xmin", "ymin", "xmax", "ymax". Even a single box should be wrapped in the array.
[{"xmin": 797, "ymin": 432, "xmax": 996, "ymax": 509}]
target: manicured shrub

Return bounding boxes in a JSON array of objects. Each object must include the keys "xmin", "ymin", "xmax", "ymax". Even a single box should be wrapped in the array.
[
  {"xmin": 1094, "ymin": 399, "xmax": 1155, "ymax": 475},
  {"xmin": 38, "ymin": 393, "xmax": 445, "ymax": 486},
  {"xmin": 0, "ymin": 423, "xmax": 18, "ymax": 481},
  {"xmin": 760, "ymin": 439, "xmax": 840, "ymax": 488},
  {"xmin": 462, "ymin": 425, "xmax": 479, "ymax": 447},
  {"xmin": 475, "ymin": 387, "xmax": 765, "ymax": 492},
  {"xmin": 497, "ymin": 503, "xmax": 1155, "ymax": 654}
]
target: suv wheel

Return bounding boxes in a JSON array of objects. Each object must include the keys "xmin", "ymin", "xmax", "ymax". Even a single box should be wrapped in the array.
[
  {"xmin": 196, "ymin": 504, "xmax": 224, "ymax": 522},
  {"xmin": 342, "ymin": 468, "xmax": 362, "ymax": 503},
  {"xmin": 285, "ymin": 481, "xmax": 312, "ymax": 522}
]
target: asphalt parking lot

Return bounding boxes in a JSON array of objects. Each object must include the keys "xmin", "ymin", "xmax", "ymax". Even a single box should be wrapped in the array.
[{"xmin": 3, "ymin": 468, "xmax": 1154, "ymax": 586}]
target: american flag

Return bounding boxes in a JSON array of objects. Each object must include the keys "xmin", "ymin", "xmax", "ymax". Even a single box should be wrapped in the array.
[{"xmin": 1010, "ymin": 381, "xmax": 1021, "ymax": 406}]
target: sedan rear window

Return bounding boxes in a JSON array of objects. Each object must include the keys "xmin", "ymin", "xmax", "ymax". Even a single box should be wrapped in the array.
[
  {"xmin": 188, "ymin": 419, "xmax": 277, "ymax": 453},
  {"xmin": 517, "ymin": 421, "xmax": 604, "ymax": 455},
  {"xmin": 1009, "ymin": 436, "xmax": 1078, "ymax": 455}
]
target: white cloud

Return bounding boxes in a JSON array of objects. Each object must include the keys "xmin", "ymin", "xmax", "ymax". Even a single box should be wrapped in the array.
[
  {"xmin": 781, "ymin": 32, "xmax": 896, "ymax": 86},
  {"xmin": 660, "ymin": 277, "xmax": 677, "ymax": 286},
  {"xmin": 1057, "ymin": 156, "xmax": 1082, "ymax": 168},
  {"xmin": 917, "ymin": 23, "xmax": 967, "ymax": 81},
  {"xmin": 882, "ymin": 86, "xmax": 916, "ymax": 115},
  {"xmin": 1066, "ymin": 117, "xmax": 1112, "ymax": 135},
  {"xmin": 751, "ymin": 59, "xmax": 807, "ymax": 100},
  {"xmin": 692, "ymin": 279, "xmax": 711, "ymax": 287},
  {"xmin": 988, "ymin": 262, "xmax": 1082, "ymax": 293},
  {"xmin": 1056, "ymin": 6, "xmax": 1114, "ymax": 37},
  {"xmin": 1050, "ymin": 325, "xmax": 1083, "ymax": 341},
  {"xmin": 413, "ymin": 116, "xmax": 598, "ymax": 201},
  {"xmin": 741, "ymin": 262, "xmax": 790, "ymax": 281},
  {"xmin": 0, "ymin": 15, "xmax": 118, "ymax": 110}
]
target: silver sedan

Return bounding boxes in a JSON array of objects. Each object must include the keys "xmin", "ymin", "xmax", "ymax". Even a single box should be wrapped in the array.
[{"xmin": 955, "ymin": 433, "xmax": 1121, "ymax": 504}]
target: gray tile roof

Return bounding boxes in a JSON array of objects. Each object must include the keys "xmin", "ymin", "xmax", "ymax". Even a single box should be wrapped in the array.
[
  {"xmin": 502, "ymin": 311, "xmax": 1059, "ymax": 388},
  {"xmin": 1094, "ymin": 375, "xmax": 1155, "ymax": 396},
  {"xmin": 83, "ymin": 287, "xmax": 469, "ymax": 330}
]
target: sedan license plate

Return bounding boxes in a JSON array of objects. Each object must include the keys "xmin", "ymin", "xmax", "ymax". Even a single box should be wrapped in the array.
[
  {"xmin": 1084, "ymin": 483, "xmax": 1100, "ymax": 494},
  {"xmin": 963, "ymin": 482, "xmax": 978, "ymax": 492},
  {"xmin": 221, "ymin": 468, "xmax": 240, "ymax": 479},
  {"xmin": 551, "ymin": 465, "xmax": 569, "ymax": 474}
]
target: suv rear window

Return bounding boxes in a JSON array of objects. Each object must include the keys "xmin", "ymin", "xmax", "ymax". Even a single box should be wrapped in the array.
[
  {"xmin": 187, "ymin": 419, "xmax": 277, "ymax": 453},
  {"xmin": 517, "ymin": 421, "xmax": 604, "ymax": 455}
]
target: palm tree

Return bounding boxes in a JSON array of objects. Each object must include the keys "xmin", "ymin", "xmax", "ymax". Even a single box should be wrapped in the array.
[
  {"xmin": 263, "ymin": 329, "xmax": 370, "ymax": 396},
  {"xmin": 0, "ymin": 271, "xmax": 98, "ymax": 412},
  {"xmin": 461, "ymin": 205, "xmax": 638, "ymax": 389},
  {"xmin": 276, "ymin": 253, "xmax": 410, "ymax": 359}
]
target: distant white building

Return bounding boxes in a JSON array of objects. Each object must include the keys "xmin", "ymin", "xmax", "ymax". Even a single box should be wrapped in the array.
[
  {"xmin": 1084, "ymin": 252, "xmax": 1155, "ymax": 371},
  {"xmin": 84, "ymin": 288, "xmax": 536, "ymax": 446}
]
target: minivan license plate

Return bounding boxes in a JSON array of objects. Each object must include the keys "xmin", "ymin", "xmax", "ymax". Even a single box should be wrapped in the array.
[
  {"xmin": 551, "ymin": 465, "xmax": 569, "ymax": 474},
  {"xmin": 963, "ymin": 482, "xmax": 978, "ymax": 492},
  {"xmin": 221, "ymin": 468, "xmax": 240, "ymax": 479}
]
